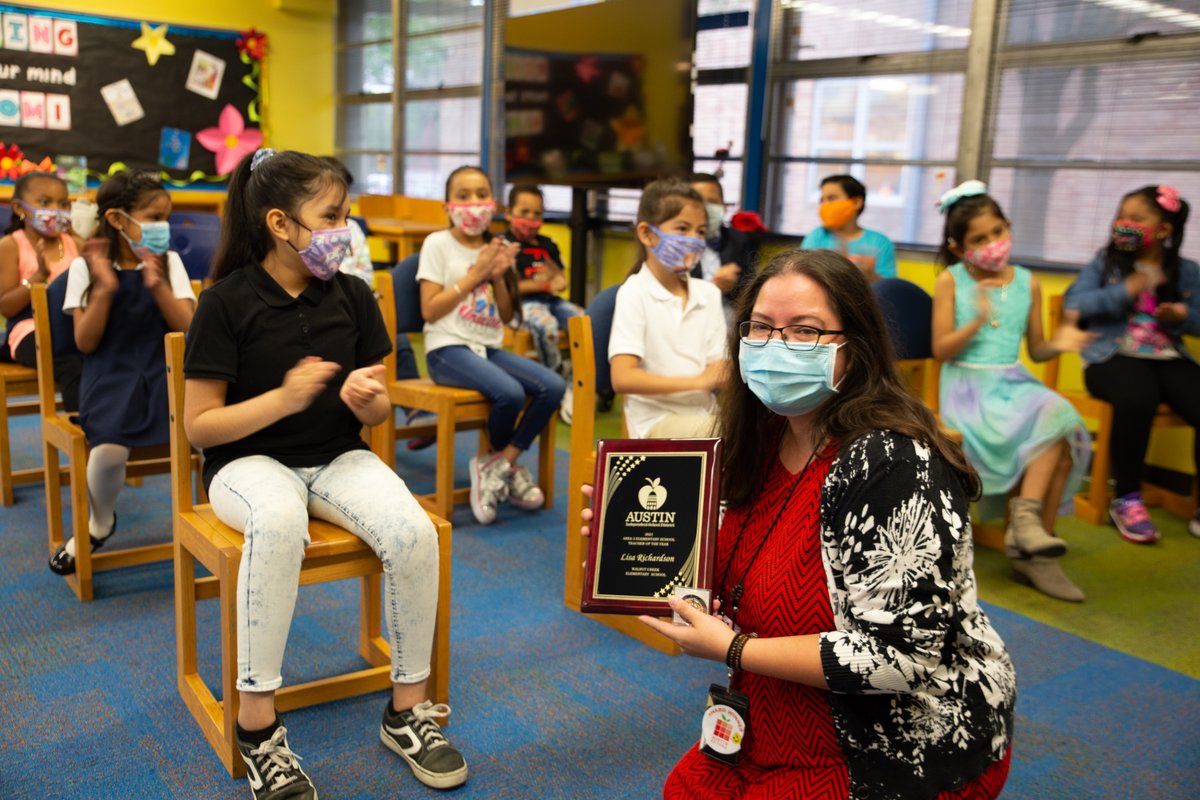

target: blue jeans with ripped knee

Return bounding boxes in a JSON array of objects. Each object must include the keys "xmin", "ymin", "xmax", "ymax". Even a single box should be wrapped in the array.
[{"xmin": 208, "ymin": 449, "xmax": 438, "ymax": 693}]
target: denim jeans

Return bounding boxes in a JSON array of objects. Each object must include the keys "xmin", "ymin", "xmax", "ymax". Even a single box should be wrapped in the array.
[
  {"xmin": 425, "ymin": 344, "xmax": 565, "ymax": 452},
  {"xmin": 521, "ymin": 297, "xmax": 584, "ymax": 372},
  {"xmin": 208, "ymin": 449, "xmax": 438, "ymax": 692}
]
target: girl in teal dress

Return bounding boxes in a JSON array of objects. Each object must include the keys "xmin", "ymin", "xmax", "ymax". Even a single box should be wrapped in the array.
[{"xmin": 932, "ymin": 181, "xmax": 1092, "ymax": 602}]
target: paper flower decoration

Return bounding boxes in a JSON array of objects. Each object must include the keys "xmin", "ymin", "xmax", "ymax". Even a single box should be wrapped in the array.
[
  {"xmin": 132, "ymin": 22, "xmax": 176, "ymax": 66},
  {"xmin": 18, "ymin": 155, "xmax": 55, "ymax": 176},
  {"xmin": 237, "ymin": 28, "xmax": 268, "ymax": 62},
  {"xmin": 0, "ymin": 142, "xmax": 24, "ymax": 180},
  {"xmin": 196, "ymin": 104, "xmax": 263, "ymax": 176}
]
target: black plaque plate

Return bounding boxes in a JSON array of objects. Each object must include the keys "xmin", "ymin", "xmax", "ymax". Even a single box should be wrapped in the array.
[{"xmin": 581, "ymin": 437, "xmax": 721, "ymax": 615}]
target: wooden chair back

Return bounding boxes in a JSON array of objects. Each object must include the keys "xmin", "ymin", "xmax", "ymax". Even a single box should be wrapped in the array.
[{"xmin": 564, "ymin": 314, "xmax": 678, "ymax": 655}]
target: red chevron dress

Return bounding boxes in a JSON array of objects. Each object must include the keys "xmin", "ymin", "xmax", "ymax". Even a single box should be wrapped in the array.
[{"xmin": 663, "ymin": 450, "xmax": 1011, "ymax": 800}]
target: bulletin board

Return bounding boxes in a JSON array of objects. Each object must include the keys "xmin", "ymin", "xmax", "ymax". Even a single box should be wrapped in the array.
[
  {"xmin": 505, "ymin": 46, "xmax": 659, "ymax": 182},
  {"xmin": 0, "ymin": 3, "xmax": 266, "ymax": 187}
]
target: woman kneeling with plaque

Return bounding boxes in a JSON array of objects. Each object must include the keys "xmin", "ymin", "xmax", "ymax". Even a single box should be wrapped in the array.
[{"xmin": 588, "ymin": 249, "xmax": 1015, "ymax": 799}]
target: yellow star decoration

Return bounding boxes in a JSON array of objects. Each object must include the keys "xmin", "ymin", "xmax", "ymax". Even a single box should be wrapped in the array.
[{"xmin": 132, "ymin": 22, "xmax": 175, "ymax": 67}]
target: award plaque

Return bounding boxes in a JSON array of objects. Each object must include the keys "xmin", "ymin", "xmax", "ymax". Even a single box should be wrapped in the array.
[{"xmin": 581, "ymin": 438, "xmax": 722, "ymax": 616}]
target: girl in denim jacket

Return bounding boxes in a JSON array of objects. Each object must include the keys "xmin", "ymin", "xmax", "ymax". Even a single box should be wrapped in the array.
[{"xmin": 1064, "ymin": 185, "xmax": 1200, "ymax": 543}]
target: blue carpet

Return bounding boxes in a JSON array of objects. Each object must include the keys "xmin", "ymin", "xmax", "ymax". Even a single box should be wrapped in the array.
[{"xmin": 0, "ymin": 415, "xmax": 1197, "ymax": 799}]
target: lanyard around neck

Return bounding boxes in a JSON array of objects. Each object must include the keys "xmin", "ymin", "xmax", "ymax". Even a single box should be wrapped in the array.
[{"xmin": 721, "ymin": 443, "xmax": 821, "ymax": 628}]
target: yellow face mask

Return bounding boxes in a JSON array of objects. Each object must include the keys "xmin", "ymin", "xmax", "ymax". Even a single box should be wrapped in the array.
[{"xmin": 819, "ymin": 198, "xmax": 858, "ymax": 229}]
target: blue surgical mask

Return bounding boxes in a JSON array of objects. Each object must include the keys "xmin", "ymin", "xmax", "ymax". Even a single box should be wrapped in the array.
[
  {"xmin": 738, "ymin": 339, "xmax": 842, "ymax": 417},
  {"xmin": 120, "ymin": 212, "xmax": 171, "ymax": 255},
  {"xmin": 648, "ymin": 225, "xmax": 707, "ymax": 273}
]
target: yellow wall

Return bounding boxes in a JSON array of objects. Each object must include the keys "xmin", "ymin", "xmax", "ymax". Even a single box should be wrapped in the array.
[{"xmin": 38, "ymin": 0, "xmax": 336, "ymax": 156}]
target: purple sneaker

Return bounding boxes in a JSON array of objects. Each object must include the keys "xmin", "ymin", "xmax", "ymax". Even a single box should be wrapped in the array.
[{"xmin": 1110, "ymin": 492, "xmax": 1160, "ymax": 544}]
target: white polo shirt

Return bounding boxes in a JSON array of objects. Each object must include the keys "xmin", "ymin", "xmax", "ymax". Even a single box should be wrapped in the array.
[{"xmin": 609, "ymin": 264, "xmax": 728, "ymax": 438}]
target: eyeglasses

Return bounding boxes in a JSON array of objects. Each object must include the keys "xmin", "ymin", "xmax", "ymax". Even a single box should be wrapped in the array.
[{"xmin": 738, "ymin": 320, "xmax": 845, "ymax": 351}]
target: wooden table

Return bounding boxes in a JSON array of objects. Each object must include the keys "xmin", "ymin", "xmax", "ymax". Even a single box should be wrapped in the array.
[{"xmin": 362, "ymin": 217, "xmax": 447, "ymax": 262}]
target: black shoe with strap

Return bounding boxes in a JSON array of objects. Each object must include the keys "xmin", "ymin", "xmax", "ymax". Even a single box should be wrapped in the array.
[
  {"xmin": 380, "ymin": 700, "xmax": 468, "ymax": 789},
  {"xmin": 236, "ymin": 724, "xmax": 317, "ymax": 800},
  {"xmin": 48, "ymin": 514, "xmax": 116, "ymax": 576}
]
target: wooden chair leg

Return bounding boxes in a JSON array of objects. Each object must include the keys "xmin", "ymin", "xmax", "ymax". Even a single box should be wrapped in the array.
[
  {"xmin": 68, "ymin": 436, "xmax": 92, "ymax": 602},
  {"xmin": 433, "ymin": 412, "xmax": 457, "ymax": 521},
  {"xmin": 430, "ymin": 516, "xmax": 452, "ymax": 709},
  {"xmin": 358, "ymin": 572, "xmax": 387, "ymax": 666},
  {"xmin": 0, "ymin": 389, "xmax": 13, "ymax": 506},
  {"xmin": 538, "ymin": 418, "xmax": 555, "ymax": 510},
  {"xmin": 220, "ymin": 553, "xmax": 245, "ymax": 779},
  {"xmin": 1078, "ymin": 403, "xmax": 1114, "ymax": 525},
  {"xmin": 44, "ymin": 440, "xmax": 64, "ymax": 554}
]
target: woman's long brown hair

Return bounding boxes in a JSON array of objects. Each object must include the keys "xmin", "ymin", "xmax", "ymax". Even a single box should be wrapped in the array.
[{"xmin": 718, "ymin": 248, "xmax": 980, "ymax": 507}]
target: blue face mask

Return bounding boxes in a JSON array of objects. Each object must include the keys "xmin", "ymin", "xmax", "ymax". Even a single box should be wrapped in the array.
[
  {"xmin": 648, "ymin": 225, "xmax": 707, "ymax": 273},
  {"xmin": 120, "ymin": 212, "xmax": 171, "ymax": 256},
  {"xmin": 738, "ymin": 339, "xmax": 842, "ymax": 417}
]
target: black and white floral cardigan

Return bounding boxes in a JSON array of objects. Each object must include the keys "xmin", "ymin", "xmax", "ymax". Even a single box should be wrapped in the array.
[{"xmin": 818, "ymin": 431, "xmax": 1016, "ymax": 800}]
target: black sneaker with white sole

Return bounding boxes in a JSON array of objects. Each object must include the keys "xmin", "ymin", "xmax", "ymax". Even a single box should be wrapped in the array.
[
  {"xmin": 380, "ymin": 700, "xmax": 468, "ymax": 789},
  {"xmin": 236, "ymin": 724, "xmax": 317, "ymax": 800}
]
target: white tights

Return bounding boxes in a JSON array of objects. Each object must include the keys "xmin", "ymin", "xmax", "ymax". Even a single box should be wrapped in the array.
[{"xmin": 64, "ymin": 443, "xmax": 129, "ymax": 556}]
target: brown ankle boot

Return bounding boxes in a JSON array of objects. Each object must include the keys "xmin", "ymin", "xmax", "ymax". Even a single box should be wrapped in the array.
[
  {"xmin": 1005, "ymin": 497, "xmax": 1067, "ymax": 558},
  {"xmin": 1011, "ymin": 556, "xmax": 1085, "ymax": 602}
]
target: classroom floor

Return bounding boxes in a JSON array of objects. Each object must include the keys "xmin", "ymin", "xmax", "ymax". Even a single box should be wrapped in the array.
[{"xmin": 0, "ymin": 409, "xmax": 1197, "ymax": 799}]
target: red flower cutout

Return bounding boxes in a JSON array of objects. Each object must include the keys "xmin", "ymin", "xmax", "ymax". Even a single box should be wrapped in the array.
[
  {"xmin": 197, "ymin": 104, "xmax": 264, "ymax": 176},
  {"xmin": 1, "ymin": 142, "xmax": 25, "ymax": 180},
  {"xmin": 237, "ymin": 28, "xmax": 268, "ymax": 62}
]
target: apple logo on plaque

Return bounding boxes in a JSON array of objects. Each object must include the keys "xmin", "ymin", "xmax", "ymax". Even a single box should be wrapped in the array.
[{"xmin": 638, "ymin": 477, "xmax": 667, "ymax": 511}]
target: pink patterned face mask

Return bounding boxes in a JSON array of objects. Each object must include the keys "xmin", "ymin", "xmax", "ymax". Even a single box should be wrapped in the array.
[
  {"xmin": 289, "ymin": 218, "xmax": 350, "ymax": 281},
  {"xmin": 447, "ymin": 201, "xmax": 496, "ymax": 236},
  {"xmin": 965, "ymin": 236, "xmax": 1012, "ymax": 272},
  {"xmin": 509, "ymin": 216, "xmax": 542, "ymax": 241}
]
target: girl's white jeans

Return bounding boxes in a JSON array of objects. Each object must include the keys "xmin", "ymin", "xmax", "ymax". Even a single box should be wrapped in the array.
[{"xmin": 208, "ymin": 449, "xmax": 438, "ymax": 693}]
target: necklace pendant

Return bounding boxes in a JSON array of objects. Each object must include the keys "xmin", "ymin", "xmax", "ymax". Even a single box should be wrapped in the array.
[{"xmin": 990, "ymin": 319, "xmax": 1000, "ymax": 328}]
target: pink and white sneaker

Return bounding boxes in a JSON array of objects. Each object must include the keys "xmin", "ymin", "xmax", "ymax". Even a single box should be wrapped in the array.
[{"xmin": 1110, "ymin": 492, "xmax": 1160, "ymax": 544}]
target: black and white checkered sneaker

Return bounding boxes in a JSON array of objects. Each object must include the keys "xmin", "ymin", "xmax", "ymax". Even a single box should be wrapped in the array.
[{"xmin": 380, "ymin": 700, "xmax": 468, "ymax": 789}]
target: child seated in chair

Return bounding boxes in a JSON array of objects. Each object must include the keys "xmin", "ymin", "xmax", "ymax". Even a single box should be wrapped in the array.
[
  {"xmin": 609, "ymin": 178, "xmax": 729, "ymax": 439},
  {"xmin": 184, "ymin": 148, "xmax": 467, "ymax": 799},
  {"xmin": 0, "ymin": 170, "xmax": 83, "ymax": 409},
  {"xmin": 50, "ymin": 170, "xmax": 196, "ymax": 574},
  {"xmin": 1064, "ymin": 184, "xmax": 1200, "ymax": 543},
  {"xmin": 504, "ymin": 183, "xmax": 583, "ymax": 423},
  {"xmin": 418, "ymin": 165, "xmax": 565, "ymax": 525}
]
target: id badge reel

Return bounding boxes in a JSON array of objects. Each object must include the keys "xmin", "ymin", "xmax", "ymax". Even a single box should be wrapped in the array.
[{"xmin": 699, "ymin": 683, "xmax": 750, "ymax": 766}]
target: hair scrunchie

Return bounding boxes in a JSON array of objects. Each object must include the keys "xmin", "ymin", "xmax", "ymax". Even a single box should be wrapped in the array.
[
  {"xmin": 937, "ymin": 179, "xmax": 988, "ymax": 215},
  {"xmin": 250, "ymin": 148, "xmax": 277, "ymax": 172}
]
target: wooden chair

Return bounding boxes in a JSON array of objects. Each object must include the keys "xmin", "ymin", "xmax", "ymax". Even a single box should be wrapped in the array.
[
  {"xmin": 1044, "ymin": 294, "xmax": 1197, "ymax": 523},
  {"xmin": 565, "ymin": 307, "xmax": 679, "ymax": 656},
  {"xmin": 31, "ymin": 281, "xmax": 180, "ymax": 602},
  {"xmin": 371, "ymin": 267, "xmax": 555, "ymax": 520},
  {"xmin": 164, "ymin": 332, "xmax": 453, "ymax": 778},
  {"xmin": 0, "ymin": 361, "xmax": 42, "ymax": 505}
]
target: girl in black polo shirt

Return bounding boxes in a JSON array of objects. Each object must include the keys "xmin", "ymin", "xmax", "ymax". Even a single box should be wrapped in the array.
[{"xmin": 183, "ymin": 149, "xmax": 466, "ymax": 800}]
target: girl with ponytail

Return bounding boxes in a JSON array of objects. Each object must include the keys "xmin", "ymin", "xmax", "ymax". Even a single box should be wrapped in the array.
[
  {"xmin": 1064, "ymin": 184, "xmax": 1200, "ymax": 544},
  {"xmin": 184, "ymin": 149, "xmax": 468, "ymax": 799}
]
